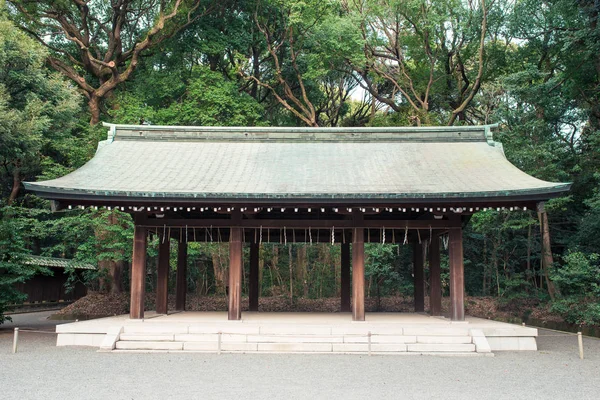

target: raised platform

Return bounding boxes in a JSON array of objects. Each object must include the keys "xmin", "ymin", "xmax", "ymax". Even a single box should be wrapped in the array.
[{"xmin": 55, "ymin": 312, "xmax": 538, "ymax": 355}]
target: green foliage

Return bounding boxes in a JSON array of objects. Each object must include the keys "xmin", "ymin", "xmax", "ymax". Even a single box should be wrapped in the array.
[
  {"xmin": 548, "ymin": 252, "xmax": 600, "ymax": 325},
  {"xmin": 0, "ymin": 207, "xmax": 48, "ymax": 324},
  {"xmin": 0, "ymin": 9, "xmax": 81, "ymax": 203},
  {"xmin": 111, "ymin": 66, "xmax": 265, "ymax": 126}
]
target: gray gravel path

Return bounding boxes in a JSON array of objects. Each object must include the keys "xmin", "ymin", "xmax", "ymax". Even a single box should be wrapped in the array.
[{"xmin": 0, "ymin": 311, "xmax": 599, "ymax": 400}]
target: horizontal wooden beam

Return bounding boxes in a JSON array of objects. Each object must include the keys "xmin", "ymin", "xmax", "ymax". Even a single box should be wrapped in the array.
[{"xmin": 140, "ymin": 218, "xmax": 461, "ymax": 229}]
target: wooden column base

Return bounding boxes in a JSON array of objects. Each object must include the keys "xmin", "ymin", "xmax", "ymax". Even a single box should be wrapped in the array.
[
  {"xmin": 449, "ymin": 228, "xmax": 465, "ymax": 321},
  {"xmin": 352, "ymin": 228, "xmax": 365, "ymax": 321},
  {"xmin": 228, "ymin": 227, "xmax": 243, "ymax": 320},
  {"xmin": 130, "ymin": 225, "xmax": 147, "ymax": 319}
]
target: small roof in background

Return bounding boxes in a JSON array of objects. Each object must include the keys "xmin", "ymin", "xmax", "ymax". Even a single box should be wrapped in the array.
[
  {"xmin": 23, "ymin": 255, "xmax": 96, "ymax": 270},
  {"xmin": 24, "ymin": 124, "xmax": 570, "ymax": 203}
]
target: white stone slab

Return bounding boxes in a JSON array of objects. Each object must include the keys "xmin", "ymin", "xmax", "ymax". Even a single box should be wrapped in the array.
[
  {"xmin": 99, "ymin": 326, "xmax": 124, "ymax": 351},
  {"xmin": 370, "ymin": 335, "xmax": 417, "ymax": 344},
  {"xmin": 221, "ymin": 342, "xmax": 259, "ymax": 352},
  {"xmin": 119, "ymin": 333, "xmax": 174, "ymax": 341},
  {"xmin": 116, "ymin": 341, "xmax": 183, "ymax": 350},
  {"xmin": 247, "ymin": 335, "xmax": 343, "ymax": 343},
  {"xmin": 257, "ymin": 342, "xmax": 333, "ymax": 352},
  {"xmin": 416, "ymin": 336, "xmax": 472, "ymax": 344},
  {"xmin": 404, "ymin": 328, "xmax": 470, "ymax": 336},
  {"xmin": 470, "ymin": 329, "xmax": 492, "ymax": 353},
  {"xmin": 487, "ymin": 337, "xmax": 537, "ymax": 351},
  {"xmin": 332, "ymin": 343, "xmax": 369, "ymax": 352},
  {"xmin": 331, "ymin": 325, "xmax": 405, "ymax": 335},
  {"xmin": 183, "ymin": 342, "xmax": 218, "ymax": 351},
  {"xmin": 123, "ymin": 324, "xmax": 189, "ymax": 334},
  {"xmin": 482, "ymin": 327, "xmax": 538, "ymax": 337},
  {"xmin": 372, "ymin": 343, "xmax": 408, "ymax": 352},
  {"xmin": 259, "ymin": 325, "xmax": 332, "ymax": 335},
  {"xmin": 188, "ymin": 325, "xmax": 260, "ymax": 335},
  {"xmin": 175, "ymin": 333, "xmax": 246, "ymax": 342},
  {"xmin": 57, "ymin": 333, "xmax": 105, "ymax": 347},
  {"xmin": 407, "ymin": 343, "xmax": 476, "ymax": 352}
]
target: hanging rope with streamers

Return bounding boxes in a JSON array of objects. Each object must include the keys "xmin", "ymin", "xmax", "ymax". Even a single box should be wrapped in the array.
[
  {"xmin": 429, "ymin": 225, "xmax": 432, "ymax": 247},
  {"xmin": 403, "ymin": 226, "xmax": 408, "ymax": 245},
  {"xmin": 331, "ymin": 226, "xmax": 335, "ymax": 245}
]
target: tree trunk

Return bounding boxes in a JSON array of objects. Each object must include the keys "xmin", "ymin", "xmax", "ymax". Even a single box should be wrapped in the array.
[
  {"xmin": 89, "ymin": 95, "xmax": 102, "ymax": 125},
  {"xmin": 538, "ymin": 204, "xmax": 559, "ymax": 300},
  {"xmin": 7, "ymin": 167, "xmax": 21, "ymax": 205}
]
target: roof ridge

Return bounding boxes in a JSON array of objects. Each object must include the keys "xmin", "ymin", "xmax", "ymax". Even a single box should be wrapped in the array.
[{"xmin": 102, "ymin": 123, "xmax": 499, "ymax": 143}]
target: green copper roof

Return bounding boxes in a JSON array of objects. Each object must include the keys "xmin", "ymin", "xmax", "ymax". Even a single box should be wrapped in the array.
[
  {"xmin": 23, "ymin": 255, "xmax": 96, "ymax": 270},
  {"xmin": 24, "ymin": 124, "xmax": 570, "ymax": 203}
]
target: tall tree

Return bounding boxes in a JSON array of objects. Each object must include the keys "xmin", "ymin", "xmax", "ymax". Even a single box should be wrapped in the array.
[
  {"xmin": 7, "ymin": 0, "xmax": 213, "ymax": 124},
  {"xmin": 0, "ymin": 7, "xmax": 80, "ymax": 204},
  {"xmin": 346, "ymin": 0, "xmax": 495, "ymax": 125}
]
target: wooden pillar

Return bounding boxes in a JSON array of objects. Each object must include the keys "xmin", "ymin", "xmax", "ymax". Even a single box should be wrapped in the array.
[
  {"xmin": 429, "ymin": 235, "xmax": 442, "ymax": 316},
  {"xmin": 341, "ymin": 241, "xmax": 351, "ymax": 312},
  {"xmin": 413, "ymin": 241, "xmax": 425, "ymax": 313},
  {"xmin": 130, "ymin": 225, "xmax": 147, "ymax": 319},
  {"xmin": 228, "ymin": 227, "xmax": 243, "ymax": 320},
  {"xmin": 156, "ymin": 236, "xmax": 170, "ymax": 315},
  {"xmin": 175, "ymin": 241, "xmax": 187, "ymax": 311},
  {"xmin": 352, "ymin": 228, "xmax": 365, "ymax": 321},
  {"xmin": 449, "ymin": 227, "xmax": 465, "ymax": 321},
  {"xmin": 249, "ymin": 241, "xmax": 260, "ymax": 311}
]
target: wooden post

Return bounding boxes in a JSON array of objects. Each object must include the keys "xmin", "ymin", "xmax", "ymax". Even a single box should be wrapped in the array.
[
  {"xmin": 175, "ymin": 241, "xmax": 187, "ymax": 311},
  {"xmin": 341, "ymin": 241, "xmax": 351, "ymax": 312},
  {"xmin": 352, "ymin": 228, "xmax": 365, "ymax": 321},
  {"xmin": 156, "ymin": 236, "xmax": 170, "ymax": 315},
  {"xmin": 130, "ymin": 224, "xmax": 147, "ymax": 319},
  {"xmin": 228, "ymin": 227, "xmax": 243, "ymax": 320},
  {"xmin": 249, "ymin": 241, "xmax": 260, "ymax": 311},
  {"xmin": 413, "ymin": 241, "xmax": 425, "ymax": 313},
  {"xmin": 449, "ymin": 227, "xmax": 465, "ymax": 321},
  {"xmin": 429, "ymin": 235, "xmax": 442, "ymax": 316}
]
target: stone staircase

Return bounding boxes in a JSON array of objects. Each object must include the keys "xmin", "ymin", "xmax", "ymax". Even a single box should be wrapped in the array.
[{"xmin": 106, "ymin": 323, "xmax": 492, "ymax": 355}]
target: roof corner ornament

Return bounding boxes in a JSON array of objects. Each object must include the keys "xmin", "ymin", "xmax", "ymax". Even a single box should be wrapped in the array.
[
  {"xmin": 102, "ymin": 122, "xmax": 117, "ymax": 142},
  {"xmin": 484, "ymin": 123, "xmax": 499, "ymax": 145}
]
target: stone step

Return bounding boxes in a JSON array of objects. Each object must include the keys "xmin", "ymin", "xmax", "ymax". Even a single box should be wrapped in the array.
[
  {"xmin": 247, "ymin": 335, "xmax": 344, "ymax": 343},
  {"xmin": 407, "ymin": 343, "xmax": 476, "ymax": 352},
  {"xmin": 115, "ymin": 341, "xmax": 183, "ymax": 350},
  {"xmin": 115, "ymin": 339, "xmax": 478, "ymax": 353},
  {"xmin": 256, "ymin": 342, "xmax": 333, "ymax": 352},
  {"xmin": 119, "ymin": 334, "xmax": 174, "ymax": 341},
  {"xmin": 333, "ymin": 343, "xmax": 408, "ymax": 352},
  {"xmin": 416, "ymin": 336, "xmax": 472, "ymax": 344}
]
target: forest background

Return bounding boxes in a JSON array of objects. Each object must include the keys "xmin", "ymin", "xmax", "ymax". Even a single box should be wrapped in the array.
[{"xmin": 1, "ymin": 0, "xmax": 599, "ymax": 327}]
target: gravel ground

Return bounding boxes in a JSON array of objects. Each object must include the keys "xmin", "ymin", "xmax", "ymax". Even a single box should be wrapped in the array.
[{"xmin": 0, "ymin": 311, "xmax": 599, "ymax": 400}]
